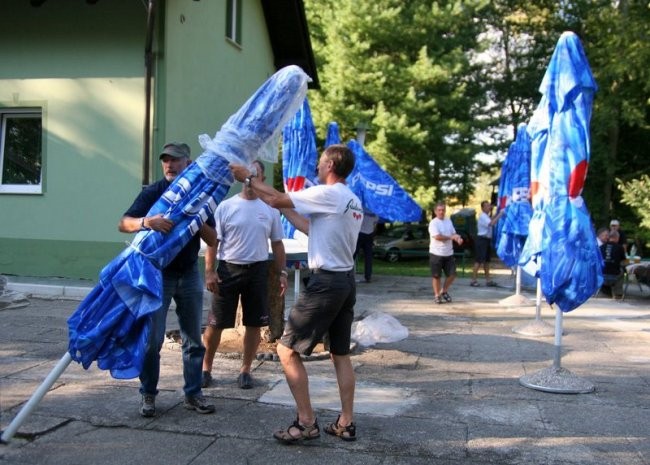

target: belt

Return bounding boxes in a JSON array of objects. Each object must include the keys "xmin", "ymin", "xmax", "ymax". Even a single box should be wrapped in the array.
[
  {"xmin": 309, "ymin": 268, "xmax": 353, "ymax": 275},
  {"xmin": 223, "ymin": 261, "xmax": 260, "ymax": 269}
]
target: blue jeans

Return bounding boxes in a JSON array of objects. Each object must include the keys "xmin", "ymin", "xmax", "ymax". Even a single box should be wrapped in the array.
[{"xmin": 139, "ymin": 264, "xmax": 205, "ymax": 398}]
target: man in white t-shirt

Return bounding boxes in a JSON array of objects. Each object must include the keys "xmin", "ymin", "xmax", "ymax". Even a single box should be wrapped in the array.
[
  {"xmin": 230, "ymin": 144, "xmax": 363, "ymax": 444},
  {"xmin": 429, "ymin": 202, "xmax": 463, "ymax": 304},
  {"xmin": 470, "ymin": 201, "xmax": 501, "ymax": 287},
  {"xmin": 202, "ymin": 160, "xmax": 288, "ymax": 390}
]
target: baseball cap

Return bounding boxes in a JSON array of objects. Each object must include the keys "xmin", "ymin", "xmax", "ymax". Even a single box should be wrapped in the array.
[
  {"xmin": 159, "ymin": 142, "xmax": 190, "ymax": 159},
  {"xmin": 609, "ymin": 219, "xmax": 620, "ymax": 226}
]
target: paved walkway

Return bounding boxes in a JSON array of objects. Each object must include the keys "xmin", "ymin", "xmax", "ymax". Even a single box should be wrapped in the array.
[{"xmin": 1, "ymin": 272, "xmax": 649, "ymax": 464}]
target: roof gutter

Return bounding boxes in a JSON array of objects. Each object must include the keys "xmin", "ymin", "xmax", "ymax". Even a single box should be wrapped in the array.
[{"xmin": 143, "ymin": 0, "xmax": 156, "ymax": 186}]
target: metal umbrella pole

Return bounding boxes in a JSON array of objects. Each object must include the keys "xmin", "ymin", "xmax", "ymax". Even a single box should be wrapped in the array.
[
  {"xmin": 519, "ymin": 306, "xmax": 594, "ymax": 394},
  {"xmin": 499, "ymin": 266, "xmax": 533, "ymax": 307},
  {"xmin": 512, "ymin": 277, "xmax": 554, "ymax": 336},
  {"xmin": 1, "ymin": 353, "xmax": 72, "ymax": 443}
]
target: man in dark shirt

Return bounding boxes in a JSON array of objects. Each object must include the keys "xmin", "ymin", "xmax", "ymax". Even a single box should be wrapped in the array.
[
  {"xmin": 599, "ymin": 230, "xmax": 626, "ymax": 298},
  {"xmin": 119, "ymin": 142, "xmax": 217, "ymax": 417},
  {"xmin": 609, "ymin": 219, "xmax": 627, "ymax": 254}
]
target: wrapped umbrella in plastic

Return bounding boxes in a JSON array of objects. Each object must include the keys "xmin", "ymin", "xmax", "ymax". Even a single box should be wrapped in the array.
[{"xmin": 1, "ymin": 65, "xmax": 310, "ymax": 443}]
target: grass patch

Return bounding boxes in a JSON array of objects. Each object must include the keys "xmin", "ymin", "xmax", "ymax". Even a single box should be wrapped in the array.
[{"xmin": 359, "ymin": 256, "xmax": 474, "ymax": 278}]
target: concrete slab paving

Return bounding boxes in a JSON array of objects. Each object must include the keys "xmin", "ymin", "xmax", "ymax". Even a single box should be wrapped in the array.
[{"xmin": 1, "ymin": 272, "xmax": 649, "ymax": 464}]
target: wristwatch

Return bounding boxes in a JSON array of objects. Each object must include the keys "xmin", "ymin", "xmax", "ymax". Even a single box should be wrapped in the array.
[{"xmin": 244, "ymin": 174, "xmax": 256, "ymax": 187}]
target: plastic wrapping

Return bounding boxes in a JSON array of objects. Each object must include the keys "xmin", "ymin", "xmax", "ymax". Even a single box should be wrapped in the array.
[{"xmin": 351, "ymin": 312, "xmax": 409, "ymax": 347}]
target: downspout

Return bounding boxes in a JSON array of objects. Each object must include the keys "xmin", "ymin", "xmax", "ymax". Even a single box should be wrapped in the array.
[{"xmin": 143, "ymin": 0, "xmax": 156, "ymax": 186}]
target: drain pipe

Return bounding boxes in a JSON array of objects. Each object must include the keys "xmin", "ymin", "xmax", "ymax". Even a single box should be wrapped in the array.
[{"xmin": 143, "ymin": 0, "xmax": 156, "ymax": 186}]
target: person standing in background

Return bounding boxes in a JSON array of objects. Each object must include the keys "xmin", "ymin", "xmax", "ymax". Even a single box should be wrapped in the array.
[
  {"xmin": 354, "ymin": 210, "xmax": 378, "ymax": 283},
  {"xmin": 470, "ymin": 201, "xmax": 501, "ymax": 287},
  {"xmin": 201, "ymin": 160, "xmax": 288, "ymax": 390},
  {"xmin": 428, "ymin": 202, "xmax": 464, "ymax": 304}
]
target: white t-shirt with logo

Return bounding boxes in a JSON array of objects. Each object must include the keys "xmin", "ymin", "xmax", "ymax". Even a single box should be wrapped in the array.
[
  {"xmin": 215, "ymin": 195, "xmax": 283, "ymax": 264},
  {"xmin": 428, "ymin": 217, "xmax": 457, "ymax": 257},
  {"xmin": 289, "ymin": 183, "xmax": 363, "ymax": 271}
]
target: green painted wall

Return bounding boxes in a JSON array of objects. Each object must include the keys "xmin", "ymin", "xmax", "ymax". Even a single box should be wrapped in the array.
[
  {"xmin": 0, "ymin": 0, "xmax": 278, "ymax": 280},
  {"xmin": 155, "ymin": 0, "xmax": 276, "ymax": 164}
]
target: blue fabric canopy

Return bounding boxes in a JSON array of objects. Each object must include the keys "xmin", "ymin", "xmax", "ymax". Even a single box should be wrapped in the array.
[
  {"xmin": 67, "ymin": 66, "xmax": 310, "ymax": 378},
  {"xmin": 495, "ymin": 124, "xmax": 533, "ymax": 267},
  {"xmin": 281, "ymin": 98, "xmax": 318, "ymax": 238},
  {"xmin": 325, "ymin": 121, "xmax": 341, "ymax": 147},
  {"xmin": 346, "ymin": 140, "xmax": 422, "ymax": 223},
  {"xmin": 518, "ymin": 32, "xmax": 602, "ymax": 312}
]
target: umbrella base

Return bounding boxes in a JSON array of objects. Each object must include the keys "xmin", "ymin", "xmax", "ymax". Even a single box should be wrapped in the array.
[
  {"xmin": 512, "ymin": 319, "xmax": 555, "ymax": 336},
  {"xmin": 519, "ymin": 366, "xmax": 594, "ymax": 394},
  {"xmin": 499, "ymin": 293, "xmax": 533, "ymax": 307}
]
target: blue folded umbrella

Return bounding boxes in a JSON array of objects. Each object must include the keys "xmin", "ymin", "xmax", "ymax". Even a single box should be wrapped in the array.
[
  {"xmin": 281, "ymin": 98, "xmax": 318, "ymax": 239},
  {"xmin": 68, "ymin": 65, "xmax": 310, "ymax": 378},
  {"xmin": 496, "ymin": 124, "xmax": 533, "ymax": 267},
  {"xmin": 518, "ymin": 32, "xmax": 602, "ymax": 312}
]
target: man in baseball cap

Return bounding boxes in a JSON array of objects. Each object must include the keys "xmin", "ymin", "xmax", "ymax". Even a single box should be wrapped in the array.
[
  {"xmin": 609, "ymin": 219, "xmax": 627, "ymax": 254},
  {"xmin": 118, "ymin": 140, "xmax": 217, "ymax": 417},
  {"xmin": 159, "ymin": 141, "xmax": 190, "ymax": 160}
]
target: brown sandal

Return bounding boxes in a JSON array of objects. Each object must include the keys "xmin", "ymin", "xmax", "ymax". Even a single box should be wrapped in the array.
[
  {"xmin": 273, "ymin": 417, "xmax": 320, "ymax": 444},
  {"xmin": 324, "ymin": 415, "xmax": 357, "ymax": 441}
]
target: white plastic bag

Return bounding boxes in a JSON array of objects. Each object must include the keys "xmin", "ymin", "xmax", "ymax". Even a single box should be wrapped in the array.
[{"xmin": 351, "ymin": 312, "xmax": 409, "ymax": 347}]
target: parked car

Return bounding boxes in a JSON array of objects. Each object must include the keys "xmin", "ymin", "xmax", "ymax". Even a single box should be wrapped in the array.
[
  {"xmin": 373, "ymin": 225, "xmax": 430, "ymax": 262},
  {"xmin": 373, "ymin": 224, "xmax": 474, "ymax": 263}
]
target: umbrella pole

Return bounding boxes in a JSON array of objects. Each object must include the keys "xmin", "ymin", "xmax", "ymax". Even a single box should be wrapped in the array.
[
  {"xmin": 552, "ymin": 307, "xmax": 563, "ymax": 369},
  {"xmin": 512, "ymin": 277, "xmax": 554, "ymax": 336},
  {"xmin": 534, "ymin": 277, "xmax": 542, "ymax": 321},
  {"xmin": 515, "ymin": 266, "xmax": 522, "ymax": 295},
  {"xmin": 1, "ymin": 352, "xmax": 73, "ymax": 443},
  {"xmin": 519, "ymin": 302, "xmax": 594, "ymax": 394},
  {"xmin": 498, "ymin": 267, "xmax": 532, "ymax": 307}
]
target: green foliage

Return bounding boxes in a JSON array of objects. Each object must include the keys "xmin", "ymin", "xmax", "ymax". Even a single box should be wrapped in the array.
[
  {"xmin": 617, "ymin": 175, "xmax": 650, "ymax": 249},
  {"xmin": 305, "ymin": 0, "xmax": 489, "ymax": 206},
  {"xmin": 303, "ymin": 0, "xmax": 650, "ymax": 231}
]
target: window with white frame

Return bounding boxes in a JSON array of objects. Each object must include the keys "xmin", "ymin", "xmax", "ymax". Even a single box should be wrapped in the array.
[
  {"xmin": 0, "ymin": 108, "xmax": 43, "ymax": 194},
  {"xmin": 226, "ymin": 0, "xmax": 242, "ymax": 46}
]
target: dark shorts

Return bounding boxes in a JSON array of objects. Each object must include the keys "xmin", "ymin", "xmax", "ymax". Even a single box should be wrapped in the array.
[
  {"xmin": 280, "ymin": 269, "xmax": 356, "ymax": 356},
  {"xmin": 474, "ymin": 236, "xmax": 492, "ymax": 264},
  {"xmin": 207, "ymin": 260, "xmax": 270, "ymax": 328},
  {"xmin": 429, "ymin": 254, "xmax": 456, "ymax": 278}
]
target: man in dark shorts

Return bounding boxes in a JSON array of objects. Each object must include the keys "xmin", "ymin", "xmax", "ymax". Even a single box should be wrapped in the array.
[
  {"xmin": 428, "ymin": 202, "xmax": 464, "ymax": 304},
  {"xmin": 202, "ymin": 160, "xmax": 287, "ymax": 389},
  {"xmin": 470, "ymin": 201, "xmax": 500, "ymax": 287},
  {"xmin": 230, "ymin": 144, "xmax": 363, "ymax": 444}
]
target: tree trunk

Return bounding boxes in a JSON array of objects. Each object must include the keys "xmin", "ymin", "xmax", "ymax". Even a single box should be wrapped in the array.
[{"xmin": 265, "ymin": 260, "xmax": 285, "ymax": 342}]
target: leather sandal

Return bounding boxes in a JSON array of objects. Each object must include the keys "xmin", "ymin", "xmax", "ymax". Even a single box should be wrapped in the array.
[
  {"xmin": 273, "ymin": 417, "xmax": 320, "ymax": 444},
  {"xmin": 324, "ymin": 415, "xmax": 357, "ymax": 441}
]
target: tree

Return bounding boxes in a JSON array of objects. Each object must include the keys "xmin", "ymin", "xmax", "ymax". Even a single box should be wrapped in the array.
[
  {"xmin": 618, "ymin": 175, "xmax": 650, "ymax": 253},
  {"xmin": 304, "ymin": 0, "xmax": 490, "ymax": 207},
  {"xmin": 303, "ymin": 0, "xmax": 650, "ymax": 232}
]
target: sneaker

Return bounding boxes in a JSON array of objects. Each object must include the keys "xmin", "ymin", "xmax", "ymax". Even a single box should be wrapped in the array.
[
  {"xmin": 140, "ymin": 394, "xmax": 156, "ymax": 417},
  {"xmin": 184, "ymin": 394, "xmax": 216, "ymax": 414},
  {"xmin": 470, "ymin": 281, "xmax": 480, "ymax": 287},
  {"xmin": 442, "ymin": 292, "xmax": 452, "ymax": 303},
  {"xmin": 434, "ymin": 296, "xmax": 443, "ymax": 304},
  {"xmin": 201, "ymin": 370, "xmax": 213, "ymax": 388}
]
